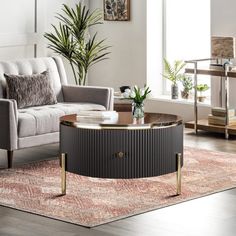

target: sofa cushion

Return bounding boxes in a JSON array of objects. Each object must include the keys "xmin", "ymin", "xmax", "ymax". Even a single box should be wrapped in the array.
[
  {"xmin": 17, "ymin": 103, "xmax": 106, "ymax": 137},
  {"xmin": 5, "ymin": 71, "xmax": 57, "ymax": 109},
  {"xmin": 0, "ymin": 57, "xmax": 67, "ymax": 101}
]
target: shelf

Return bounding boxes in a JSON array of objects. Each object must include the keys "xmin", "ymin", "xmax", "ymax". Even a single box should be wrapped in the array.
[
  {"xmin": 185, "ymin": 68, "xmax": 225, "ymax": 77},
  {"xmin": 227, "ymin": 71, "xmax": 236, "ymax": 78},
  {"xmin": 184, "ymin": 58, "xmax": 236, "ymax": 138},
  {"xmin": 185, "ymin": 68, "xmax": 236, "ymax": 78},
  {"xmin": 185, "ymin": 119, "xmax": 236, "ymax": 135}
]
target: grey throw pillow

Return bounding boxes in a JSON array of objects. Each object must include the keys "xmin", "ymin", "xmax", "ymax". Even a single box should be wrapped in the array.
[{"xmin": 4, "ymin": 71, "xmax": 57, "ymax": 109}]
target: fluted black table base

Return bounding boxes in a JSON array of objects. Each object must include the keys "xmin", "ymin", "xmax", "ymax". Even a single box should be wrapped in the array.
[{"xmin": 59, "ymin": 112, "xmax": 183, "ymax": 195}]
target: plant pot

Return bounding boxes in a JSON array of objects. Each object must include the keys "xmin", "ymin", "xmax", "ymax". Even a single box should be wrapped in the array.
[
  {"xmin": 171, "ymin": 84, "xmax": 178, "ymax": 99},
  {"xmin": 197, "ymin": 96, "xmax": 206, "ymax": 102},
  {"xmin": 181, "ymin": 90, "xmax": 189, "ymax": 99}
]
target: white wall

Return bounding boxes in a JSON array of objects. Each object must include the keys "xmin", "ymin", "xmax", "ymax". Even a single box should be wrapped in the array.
[
  {"xmin": 0, "ymin": 0, "xmax": 36, "ymax": 60},
  {"xmin": 88, "ymin": 0, "xmax": 210, "ymax": 121},
  {"xmin": 0, "ymin": 0, "xmax": 87, "ymax": 84},
  {"xmin": 88, "ymin": 0, "xmax": 146, "ymax": 90},
  {"xmin": 0, "ymin": 0, "xmax": 79, "ymax": 59}
]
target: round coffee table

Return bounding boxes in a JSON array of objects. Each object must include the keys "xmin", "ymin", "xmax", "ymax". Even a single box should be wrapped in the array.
[{"xmin": 60, "ymin": 112, "xmax": 183, "ymax": 195}]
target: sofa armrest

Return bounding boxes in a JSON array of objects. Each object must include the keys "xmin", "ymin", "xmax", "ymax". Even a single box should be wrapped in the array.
[
  {"xmin": 0, "ymin": 99, "xmax": 18, "ymax": 150},
  {"xmin": 62, "ymin": 85, "xmax": 114, "ymax": 110}
]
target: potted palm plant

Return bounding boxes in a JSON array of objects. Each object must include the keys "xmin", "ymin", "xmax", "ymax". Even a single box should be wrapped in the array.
[
  {"xmin": 163, "ymin": 59, "xmax": 186, "ymax": 99},
  {"xmin": 44, "ymin": 3, "xmax": 110, "ymax": 85},
  {"xmin": 180, "ymin": 75, "xmax": 193, "ymax": 99}
]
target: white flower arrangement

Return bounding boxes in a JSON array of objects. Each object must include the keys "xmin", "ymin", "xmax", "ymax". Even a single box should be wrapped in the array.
[{"xmin": 123, "ymin": 85, "xmax": 151, "ymax": 104}]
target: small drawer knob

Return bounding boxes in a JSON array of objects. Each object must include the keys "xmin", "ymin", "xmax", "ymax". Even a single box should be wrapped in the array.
[{"xmin": 117, "ymin": 152, "xmax": 125, "ymax": 158}]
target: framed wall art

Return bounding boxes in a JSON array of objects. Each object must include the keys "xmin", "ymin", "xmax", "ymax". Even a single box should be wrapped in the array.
[{"xmin": 104, "ymin": 0, "xmax": 130, "ymax": 21}]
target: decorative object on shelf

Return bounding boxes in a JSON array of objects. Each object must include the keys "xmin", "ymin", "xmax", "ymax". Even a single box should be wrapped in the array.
[
  {"xmin": 123, "ymin": 85, "xmax": 151, "ymax": 118},
  {"xmin": 196, "ymin": 84, "xmax": 209, "ymax": 102},
  {"xmin": 163, "ymin": 59, "xmax": 186, "ymax": 99},
  {"xmin": 211, "ymin": 36, "xmax": 235, "ymax": 59},
  {"xmin": 104, "ymin": 0, "xmax": 130, "ymax": 21},
  {"xmin": 180, "ymin": 75, "xmax": 193, "ymax": 99},
  {"xmin": 211, "ymin": 36, "xmax": 236, "ymax": 70},
  {"xmin": 44, "ymin": 3, "xmax": 110, "ymax": 85},
  {"xmin": 119, "ymin": 85, "xmax": 130, "ymax": 93}
]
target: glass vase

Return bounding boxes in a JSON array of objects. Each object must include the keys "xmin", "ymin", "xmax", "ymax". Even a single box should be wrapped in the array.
[{"xmin": 132, "ymin": 102, "xmax": 144, "ymax": 119}]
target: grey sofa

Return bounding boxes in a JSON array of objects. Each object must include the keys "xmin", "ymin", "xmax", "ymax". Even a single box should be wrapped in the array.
[{"xmin": 0, "ymin": 57, "xmax": 113, "ymax": 168}]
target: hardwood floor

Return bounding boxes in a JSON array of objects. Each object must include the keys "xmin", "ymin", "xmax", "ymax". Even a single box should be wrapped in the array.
[{"xmin": 0, "ymin": 129, "xmax": 236, "ymax": 236}]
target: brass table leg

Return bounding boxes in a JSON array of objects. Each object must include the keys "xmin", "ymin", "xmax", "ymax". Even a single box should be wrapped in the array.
[
  {"xmin": 61, "ymin": 153, "xmax": 66, "ymax": 195},
  {"xmin": 176, "ymin": 153, "xmax": 182, "ymax": 195}
]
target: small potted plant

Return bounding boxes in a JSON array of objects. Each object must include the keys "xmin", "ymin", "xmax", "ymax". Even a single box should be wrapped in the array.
[
  {"xmin": 180, "ymin": 75, "xmax": 193, "ymax": 99},
  {"xmin": 163, "ymin": 59, "xmax": 186, "ymax": 99},
  {"xmin": 123, "ymin": 85, "xmax": 151, "ymax": 118},
  {"xmin": 196, "ymin": 84, "xmax": 209, "ymax": 102}
]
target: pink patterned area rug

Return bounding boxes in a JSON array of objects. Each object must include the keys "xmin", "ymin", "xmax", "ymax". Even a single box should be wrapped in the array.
[{"xmin": 0, "ymin": 147, "xmax": 236, "ymax": 227}]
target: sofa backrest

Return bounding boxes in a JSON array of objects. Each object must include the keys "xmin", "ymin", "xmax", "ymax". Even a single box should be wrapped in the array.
[{"xmin": 0, "ymin": 57, "xmax": 68, "ymax": 102}]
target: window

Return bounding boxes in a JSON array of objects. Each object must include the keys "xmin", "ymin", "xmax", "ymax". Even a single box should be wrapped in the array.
[
  {"xmin": 147, "ymin": 0, "xmax": 211, "ymax": 98},
  {"xmin": 163, "ymin": 0, "xmax": 211, "ymax": 96}
]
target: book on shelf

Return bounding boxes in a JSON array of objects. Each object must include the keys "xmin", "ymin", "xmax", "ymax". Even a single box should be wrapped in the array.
[
  {"xmin": 208, "ymin": 114, "xmax": 236, "ymax": 126},
  {"xmin": 211, "ymin": 107, "xmax": 235, "ymax": 117}
]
